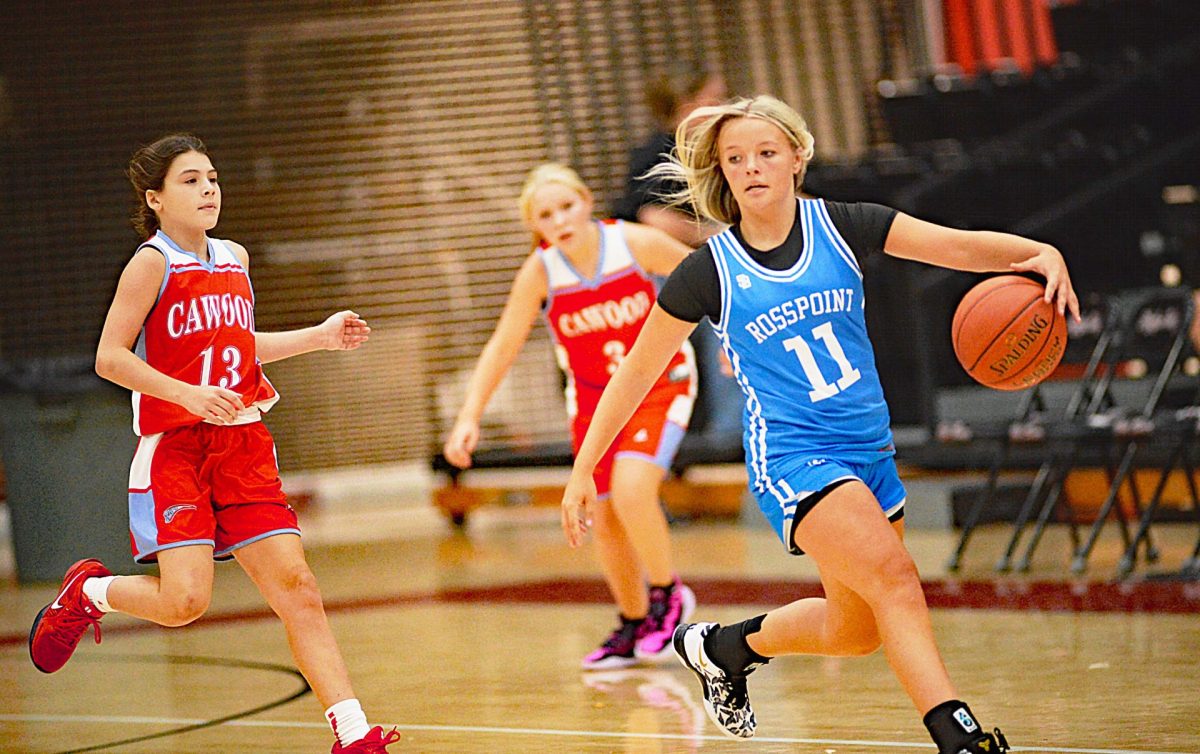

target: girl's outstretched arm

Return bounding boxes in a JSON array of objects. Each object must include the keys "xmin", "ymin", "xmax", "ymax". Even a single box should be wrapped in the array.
[
  {"xmin": 561, "ymin": 304, "xmax": 697, "ymax": 546},
  {"xmin": 255, "ymin": 311, "xmax": 370, "ymax": 364},
  {"xmin": 443, "ymin": 253, "xmax": 547, "ymax": 469},
  {"xmin": 885, "ymin": 212, "xmax": 1080, "ymax": 321}
]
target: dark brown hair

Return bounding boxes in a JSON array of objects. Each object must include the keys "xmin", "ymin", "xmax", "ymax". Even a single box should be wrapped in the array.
[
  {"xmin": 645, "ymin": 62, "xmax": 720, "ymax": 130},
  {"xmin": 125, "ymin": 133, "xmax": 208, "ymax": 238}
]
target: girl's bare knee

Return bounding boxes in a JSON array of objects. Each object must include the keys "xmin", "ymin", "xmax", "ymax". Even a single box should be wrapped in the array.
[
  {"xmin": 274, "ymin": 566, "xmax": 325, "ymax": 613},
  {"xmin": 162, "ymin": 589, "xmax": 210, "ymax": 626},
  {"xmin": 857, "ymin": 550, "xmax": 923, "ymax": 607},
  {"xmin": 885, "ymin": 560, "xmax": 927, "ymax": 609}
]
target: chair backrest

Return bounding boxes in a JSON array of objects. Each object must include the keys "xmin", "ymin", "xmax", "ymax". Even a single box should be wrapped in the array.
[
  {"xmin": 1086, "ymin": 286, "xmax": 1195, "ymax": 419},
  {"xmin": 1028, "ymin": 291, "xmax": 1120, "ymax": 422},
  {"xmin": 1062, "ymin": 292, "xmax": 1111, "ymax": 365},
  {"xmin": 1108, "ymin": 286, "xmax": 1194, "ymax": 361}
]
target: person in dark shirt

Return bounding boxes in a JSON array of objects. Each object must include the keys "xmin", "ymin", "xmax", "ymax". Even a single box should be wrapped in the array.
[
  {"xmin": 616, "ymin": 63, "xmax": 739, "ymax": 442},
  {"xmin": 615, "ymin": 62, "xmax": 727, "ymax": 246},
  {"xmin": 563, "ymin": 95, "xmax": 1080, "ymax": 752}
]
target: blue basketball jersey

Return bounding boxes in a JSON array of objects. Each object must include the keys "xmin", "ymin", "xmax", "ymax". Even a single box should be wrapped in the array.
[{"xmin": 709, "ymin": 198, "xmax": 895, "ymax": 500}]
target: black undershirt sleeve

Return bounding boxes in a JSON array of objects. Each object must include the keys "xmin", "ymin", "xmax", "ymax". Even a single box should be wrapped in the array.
[
  {"xmin": 824, "ymin": 201, "xmax": 897, "ymax": 267},
  {"xmin": 656, "ymin": 244, "xmax": 718, "ymax": 323}
]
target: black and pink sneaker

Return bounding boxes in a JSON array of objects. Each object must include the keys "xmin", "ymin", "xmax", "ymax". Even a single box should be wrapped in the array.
[
  {"xmin": 581, "ymin": 618, "xmax": 642, "ymax": 670},
  {"xmin": 635, "ymin": 580, "xmax": 695, "ymax": 662}
]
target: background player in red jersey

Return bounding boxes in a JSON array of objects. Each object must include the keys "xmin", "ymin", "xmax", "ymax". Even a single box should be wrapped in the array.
[
  {"xmin": 443, "ymin": 163, "xmax": 698, "ymax": 670},
  {"xmin": 28, "ymin": 134, "xmax": 398, "ymax": 754}
]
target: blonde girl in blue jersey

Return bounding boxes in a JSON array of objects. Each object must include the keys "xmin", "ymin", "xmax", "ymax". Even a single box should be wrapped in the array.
[{"xmin": 561, "ymin": 95, "xmax": 1080, "ymax": 753}]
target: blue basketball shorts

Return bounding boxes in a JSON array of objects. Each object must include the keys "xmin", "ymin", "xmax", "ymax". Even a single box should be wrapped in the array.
[{"xmin": 753, "ymin": 454, "xmax": 906, "ymax": 556}]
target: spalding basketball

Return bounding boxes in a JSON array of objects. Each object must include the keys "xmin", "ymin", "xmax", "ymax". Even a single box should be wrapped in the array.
[{"xmin": 952, "ymin": 275, "xmax": 1067, "ymax": 391}]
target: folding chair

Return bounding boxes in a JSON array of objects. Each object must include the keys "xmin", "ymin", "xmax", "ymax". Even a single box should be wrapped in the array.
[
  {"xmin": 945, "ymin": 292, "xmax": 1112, "ymax": 572},
  {"xmin": 990, "ymin": 293, "xmax": 1123, "ymax": 573},
  {"xmin": 1003, "ymin": 285, "xmax": 1190, "ymax": 573},
  {"xmin": 1116, "ymin": 402, "xmax": 1200, "ymax": 578},
  {"xmin": 1114, "ymin": 300, "xmax": 1200, "ymax": 578},
  {"xmin": 1064, "ymin": 286, "xmax": 1194, "ymax": 573}
]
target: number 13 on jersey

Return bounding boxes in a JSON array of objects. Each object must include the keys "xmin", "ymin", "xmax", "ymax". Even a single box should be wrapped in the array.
[
  {"xmin": 783, "ymin": 322, "xmax": 860, "ymax": 402},
  {"xmin": 199, "ymin": 345, "xmax": 243, "ymax": 389}
]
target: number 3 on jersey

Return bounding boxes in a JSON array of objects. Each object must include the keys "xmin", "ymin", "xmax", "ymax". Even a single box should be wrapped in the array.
[
  {"xmin": 199, "ymin": 345, "xmax": 243, "ymax": 389},
  {"xmin": 602, "ymin": 340, "xmax": 626, "ymax": 374},
  {"xmin": 783, "ymin": 322, "xmax": 860, "ymax": 402}
]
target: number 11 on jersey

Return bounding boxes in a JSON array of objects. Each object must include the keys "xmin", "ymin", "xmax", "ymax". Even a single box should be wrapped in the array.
[{"xmin": 783, "ymin": 322, "xmax": 860, "ymax": 402}]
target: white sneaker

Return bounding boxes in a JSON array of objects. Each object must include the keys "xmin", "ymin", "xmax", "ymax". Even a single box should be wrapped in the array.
[{"xmin": 672, "ymin": 622, "xmax": 757, "ymax": 739}]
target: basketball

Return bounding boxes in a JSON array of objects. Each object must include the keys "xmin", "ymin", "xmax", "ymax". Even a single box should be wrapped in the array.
[{"xmin": 952, "ymin": 275, "xmax": 1067, "ymax": 391}]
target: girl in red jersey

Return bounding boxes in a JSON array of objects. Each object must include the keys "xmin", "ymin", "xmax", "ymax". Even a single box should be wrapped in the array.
[
  {"xmin": 28, "ymin": 134, "xmax": 398, "ymax": 754},
  {"xmin": 443, "ymin": 163, "xmax": 699, "ymax": 670}
]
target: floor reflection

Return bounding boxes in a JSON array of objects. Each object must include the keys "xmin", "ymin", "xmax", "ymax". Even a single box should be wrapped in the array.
[{"xmin": 581, "ymin": 667, "xmax": 708, "ymax": 751}]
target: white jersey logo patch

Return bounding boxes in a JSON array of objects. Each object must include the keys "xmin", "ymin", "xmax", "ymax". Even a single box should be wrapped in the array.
[{"xmin": 953, "ymin": 707, "xmax": 979, "ymax": 733}]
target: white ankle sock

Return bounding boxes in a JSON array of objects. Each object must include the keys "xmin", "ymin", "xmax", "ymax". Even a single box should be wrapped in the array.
[
  {"xmin": 326, "ymin": 698, "xmax": 370, "ymax": 746},
  {"xmin": 81, "ymin": 576, "xmax": 117, "ymax": 613}
]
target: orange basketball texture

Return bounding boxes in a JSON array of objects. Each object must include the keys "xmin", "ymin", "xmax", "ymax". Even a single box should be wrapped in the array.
[{"xmin": 952, "ymin": 275, "xmax": 1067, "ymax": 391}]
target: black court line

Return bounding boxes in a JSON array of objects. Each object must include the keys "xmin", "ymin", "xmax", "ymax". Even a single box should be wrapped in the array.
[{"xmin": 53, "ymin": 653, "xmax": 310, "ymax": 754}]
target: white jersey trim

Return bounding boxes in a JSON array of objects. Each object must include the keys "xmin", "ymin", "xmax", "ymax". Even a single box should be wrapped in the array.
[
  {"xmin": 203, "ymin": 406, "xmax": 264, "ymax": 425},
  {"xmin": 540, "ymin": 221, "xmax": 634, "ymax": 294},
  {"xmin": 710, "ymin": 199, "xmax": 815, "ymax": 283},
  {"xmin": 709, "ymin": 244, "xmax": 792, "ymax": 506},
  {"xmin": 128, "ymin": 432, "xmax": 162, "ymax": 491},
  {"xmin": 813, "ymin": 199, "xmax": 863, "ymax": 279}
]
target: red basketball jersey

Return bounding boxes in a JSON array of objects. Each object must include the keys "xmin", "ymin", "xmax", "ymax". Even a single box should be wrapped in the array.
[
  {"xmin": 132, "ymin": 233, "xmax": 278, "ymax": 436},
  {"xmin": 540, "ymin": 220, "xmax": 694, "ymax": 412}
]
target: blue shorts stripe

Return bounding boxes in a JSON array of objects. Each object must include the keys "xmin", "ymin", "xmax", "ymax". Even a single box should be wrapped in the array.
[
  {"xmin": 214, "ymin": 528, "xmax": 301, "ymax": 560},
  {"xmin": 129, "ymin": 490, "xmax": 160, "ymax": 561},
  {"xmin": 134, "ymin": 538, "xmax": 215, "ymax": 564}
]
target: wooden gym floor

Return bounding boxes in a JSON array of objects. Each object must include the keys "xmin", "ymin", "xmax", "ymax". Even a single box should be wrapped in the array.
[{"xmin": 2, "ymin": 488, "xmax": 1199, "ymax": 753}]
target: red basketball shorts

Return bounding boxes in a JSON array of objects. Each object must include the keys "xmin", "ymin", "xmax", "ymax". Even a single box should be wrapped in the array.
[
  {"xmin": 127, "ymin": 421, "xmax": 297, "ymax": 563},
  {"xmin": 572, "ymin": 383, "xmax": 694, "ymax": 498}
]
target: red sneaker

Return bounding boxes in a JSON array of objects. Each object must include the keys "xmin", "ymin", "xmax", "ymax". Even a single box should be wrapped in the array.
[
  {"xmin": 29, "ymin": 558, "xmax": 111, "ymax": 673},
  {"xmin": 331, "ymin": 726, "xmax": 401, "ymax": 753}
]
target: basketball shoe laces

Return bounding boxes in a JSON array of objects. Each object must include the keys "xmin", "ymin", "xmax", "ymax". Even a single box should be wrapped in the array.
[
  {"xmin": 711, "ymin": 662, "xmax": 757, "ymax": 714},
  {"xmin": 648, "ymin": 590, "xmax": 671, "ymax": 621},
  {"xmin": 334, "ymin": 726, "xmax": 402, "ymax": 753},
  {"xmin": 992, "ymin": 727, "xmax": 1011, "ymax": 752},
  {"xmin": 378, "ymin": 728, "xmax": 402, "ymax": 745},
  {"xmin": 603, "ymin": 621, "xmax": 640, "ymax": 650},
  {"xmin": 45, "ymin": 608, "xmax": 103, "ymax": 653},
  {"xmin": 358, "ymin": 727, "xmax": 401, "ymax": 751}
]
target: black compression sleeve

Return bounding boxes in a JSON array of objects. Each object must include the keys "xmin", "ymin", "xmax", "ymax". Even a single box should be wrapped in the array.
[
  {"xmin": 824, "ymin": 201, "xmax": 897, "ymax": 267},
  {"xmin": 656, "ymin": 245, "xmax": 720, "ymax": 323}
]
